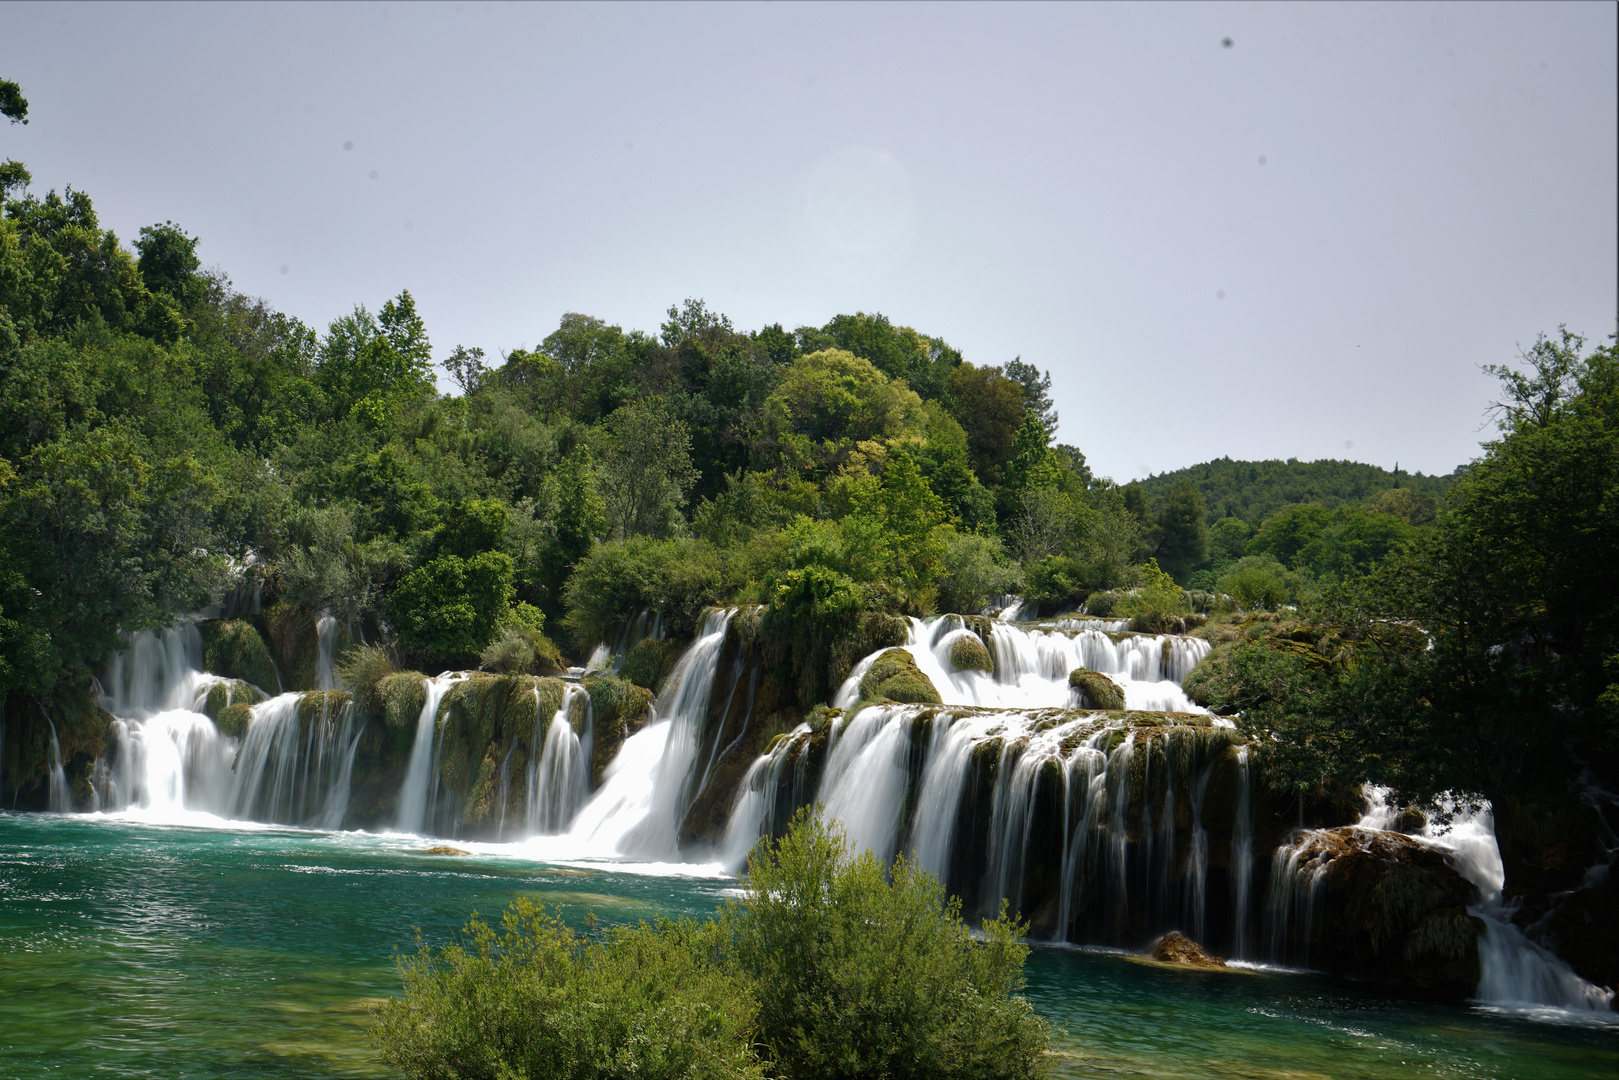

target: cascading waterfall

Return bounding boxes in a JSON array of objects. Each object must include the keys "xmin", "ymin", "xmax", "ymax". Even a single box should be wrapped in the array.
[
  {"xmin": 1230, "ymin": 746, "xmax": 1253, "ymax": 958},
  {"xmin": 45, "ymin": 718, "xmax": 70, "ymax": 812},
  {"xmin": 315, "ymin": 611, "xmax": 338, "ymax": 691},
  {"xmin": 228, "ymin": 693, "xmax": 364, "ymax": 828},
  {"xmin": 394, "ymin": 674, "xmax": 462, "ymax": 835},
  {"xmin": 564, "ymin": 609, "xmax": 737, "ymax": 860},
  {"xmin": 527, "ymin": 683, "xmax": 592, "ymax": 834},
  {"xmin": 1356, "ymin": 788, "xmax": 1614, "ymax": 1012}
]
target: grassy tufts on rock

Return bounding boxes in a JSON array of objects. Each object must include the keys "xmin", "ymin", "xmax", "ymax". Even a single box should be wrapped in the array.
[
  {"xmin": 619, "ymin": 638, "xmax": 680, "ymax": 691},
  {"xmin": 337, "ymin": 644, "xmax": 396, "ymax": 714},
  {"xmin": 1068, "ymin": 668, "xmax": 1124, "ymax": 710},
  {"xmin": 201, "ymin": 679, "xmax": 266, "ymax": 721},
  {"xmin": 215, "ymin": 702, "xmax": 255, "ymax": 738},
  {"xmin": 858, "ymin": 648, "xmax": 942, "ymax": 705}
]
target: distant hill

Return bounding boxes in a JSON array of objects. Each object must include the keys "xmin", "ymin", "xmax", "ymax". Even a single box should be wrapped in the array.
[{"xmin": 1132, "ymin": 457, "xmax": 1458, "ymax": 526}]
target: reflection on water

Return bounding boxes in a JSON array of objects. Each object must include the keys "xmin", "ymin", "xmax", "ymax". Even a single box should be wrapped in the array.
[{"xmin": 0, "ymin": 813, "xmax": 1613, "ymax": 1079}]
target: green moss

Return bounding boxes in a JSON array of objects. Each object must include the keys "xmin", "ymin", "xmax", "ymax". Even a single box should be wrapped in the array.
[
  {"xmin": 619, "ymin": 638, "xmax": 678, "ymax": 692},
  {"xmin": 948, "ymin": 633, "xmax": 993, "ymax": 673},
  {"xmin": 215, "ymin": 702, "xmax": 254, "ymax": 739},
  {"xmin": 201, "ymin": 679, "xmax": 267, "ymax": 720},
  {"xmin": 1068, "ymin": 668, "xmax": 1124, "ymax": 710},
  {"xmin": 198, "ymin": 619, "xmax": 279, "ymax": 693},
  {"xmin": 380, "ymin": 672, "xmax": 428, "ymax": 729},
  {"xmin": 858, "ymin": 649, "xmax": 942, "ymax": 705}
]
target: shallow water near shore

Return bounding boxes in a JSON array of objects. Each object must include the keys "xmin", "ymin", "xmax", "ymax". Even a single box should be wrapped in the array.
[{"xmin": 2, "ymin": 813, "xmax": 1614, "ymax": 1079}]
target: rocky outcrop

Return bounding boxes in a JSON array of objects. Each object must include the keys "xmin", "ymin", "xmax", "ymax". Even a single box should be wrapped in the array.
[
  {"xmin": 1068, "ymin": 668, "xmax": 1124, "ymax": 710},
  {"xmin": 1268, "ymin": 827, "xmax": 1485, "ymax": 999},
  {"xmin": 1149, "ymin": 931, "xmax": 1227, "ymax": 968},
  {"xmin": 198, "ymin": 620, "xmax": 280, "ymax": 695},
  {"xmin": 859, "ymin": 649, "xmax": 942, "ymax": 705}
]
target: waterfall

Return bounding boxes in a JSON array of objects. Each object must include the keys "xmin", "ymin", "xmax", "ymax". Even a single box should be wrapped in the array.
[
  {"xmin": 1356, "ymin": 787, "xmax": 1614, "ymax": 1012},
  {"xmin": 45, "ymin": 718, "xmax": 70, "ymax": 812},
  {"xmin": 528, "ymin": 684, "xmax": 592, "ymax": 834},
  {"xmin": 394, "ymin": 675, "xmax": 462, "ymax": 835},
  {"xmin": 315, "ymin": 611, "xmax": 338, "ymax": 691},
  {"xmin": 1230, "ymin": 746, "xmax": 1253, "ymax": 958},
  {"xmin": 1263, "ymin": 831, "xmax": 1333, "ymax": 966},
  {"xmin": 817, "ymin": 704, "xmax": 919, "ymax": 867},
  {"xmin": 100, "ymin": 710, "xmax": 236, "ymax": 816},
  {"xmin": 227, "ymin": 693, "xmax": 364, "ymax": 828},
  {"xmin": 832, "ymin": 616, "xmax": 1213, "ymax": 715},
  {"xmin": 565, "ymin": 609, "xmax": 735, "ymax": 860},
  {"xmin": 721, "ymin": 726, "xmax": 808, "ymax": 869}
]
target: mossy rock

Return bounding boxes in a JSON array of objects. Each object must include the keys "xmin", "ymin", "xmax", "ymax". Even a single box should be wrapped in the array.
[
  {"xmin": 807, "ymin": 704, "xmax": 842, "ymax": 734},
  {"xmin": 948, "ymin": 633, "xmax": 993, "ymax": 674},
  {"xmin": 619, "ymin": 638, "xmax": 678, "ymax": 692},
  {"xmin": 215, "ymin": 702, "xmax": 255, "ymax": 739},
  {"xmin": 1068, "ymin": 668, "xmax": 1124, "ymax": 710},
  {"xmin": 858, "ymin": 649, "xmax": 941, "ymax": 705},
  {"xmin": 584, "ymin": 673, "xmax": 657, "ymax": 785},
  {"xmin": 198, "ymin": 619, "xmax": 279, "ymax": 693},
  {"xmin": 379, "ymin": 672, "xmax": 429, "ymax": 729},
  {"xmin": 201, "ymin": 679, "xmax": 267, "ymax": 721}
]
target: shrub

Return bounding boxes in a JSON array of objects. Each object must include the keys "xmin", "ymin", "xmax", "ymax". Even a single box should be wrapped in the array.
[
  {"xmin": 371, "ymin": 901, "xmax": 761, "ymax": 1080},
  {"xmin": 935, "ymin": 530, "xmax": 1021, "ymax": 615},
  {"xmin": 1217, "ymin": 555, "xmax": 1292, "ymax": 611},
  {"xmin": 562, "ymin": 537, "xmax": 726, "ymax": 649},
  {"xmin": 479, "ymin": 627, "xmax": 535, "ymax": 675},
  {"xmin": 731, "ymin": 808, "xmax": 1051, "ymax": 1080},
  {"xmin": 619, "ymin": 638, "xmax": 678, "ymax": 691},
  {"xmin": 949, "ymin": 633, "xmax": 994, "ymax": 673},
  {"xmin": 336, "ymin": 643, "xmax": 396, "ymax": 713},
  {"xmin": 1117, "ymin": 559, "xmax": 1190, "ymax": 632},
  {"xmin": 199, "ymin": 619, "xmax": 279, "ymax": 693}
]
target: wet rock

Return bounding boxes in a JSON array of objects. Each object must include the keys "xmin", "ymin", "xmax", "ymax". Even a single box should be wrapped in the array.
[
  {"xmin": 416, "ymin": 846, "xmax": 470, "ymax": 856},
  {"xmin": 1068, "ymin": 668, "xmax": 1124, "ymax": 710},
  {"xmin": 1271, "ymin": 827, "xmax": 1485, "ymax": 999},
  {"xmin": 1149, "ymin": 931, "xmax": 1228, "ymax": 968}
]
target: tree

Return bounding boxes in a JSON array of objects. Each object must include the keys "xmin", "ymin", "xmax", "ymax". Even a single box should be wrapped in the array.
[
  {"xmin": 315, "ymin": 291, "xmax": 436, "ymax": 422},
  {"xmin": 0, "ymin": 79, "xmax": 26, "ymax": 125},
  {"xmin": 385, "ymin": 549, "xmax": 515, "ymax": 663},
  {"xmin": 1152, "ymin": 481, "xmax": 1209, "ymax": 584},
  {"xmin": 944, "ymin": 363, "xmax": 1024, "ymax": 486},
  {"xmin": 597, "ymin": 398, "xmax": 700, "ymax": 539},
  {"xmin": 442, "ymin": 344, "xmax": 487, "ymax": 395},
  {"xmin": 1003, "ymin": 357, "xmax": 1057, "ymax": 433},
  {"xmin": 134, "ymin": 221, "xmax": 204, "ymax": 309}
]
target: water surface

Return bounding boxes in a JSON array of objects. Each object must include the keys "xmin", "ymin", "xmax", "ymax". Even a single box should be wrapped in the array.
[{"xmin": 2, "ymin": 813, "xmax": 1613, "ymax": 1078}]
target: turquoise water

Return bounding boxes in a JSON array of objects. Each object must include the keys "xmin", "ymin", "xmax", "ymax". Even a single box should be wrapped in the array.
[{"xmin": 1, "ymin": 813, "xmax": 1614, "ymax": 1079}]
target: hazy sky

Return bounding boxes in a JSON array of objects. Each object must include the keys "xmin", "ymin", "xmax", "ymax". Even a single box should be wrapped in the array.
[{"xmin": 4, "ymin": 1, "xmax": 1614, "ymax": 482}]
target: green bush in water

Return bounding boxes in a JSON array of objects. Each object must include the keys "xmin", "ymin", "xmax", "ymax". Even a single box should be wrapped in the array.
[
  {"xmin": 949, "ymin": 632, "xmax": 994, "ymax": 673},
  {"xmin": 371, "ymin": 901, "xmax": 762, "ymax": 1080},
  {"xmin": 199, "ymin": 620, "xmax": 279, "ymax": 693},
  {"xmin": 619, "ymin": 638, "xmax": 678, "ymax": 691},
  {"xmin": 1068, "ymin": 668, "xmax": 1124, "ymax": 710},
  {"xmin": 858, "ymin": 648, "xmax": 942, "ymax": 705},
  {"xmin": 731, "ymin": 807, "xmax": 1051, "ymax": 1080}
]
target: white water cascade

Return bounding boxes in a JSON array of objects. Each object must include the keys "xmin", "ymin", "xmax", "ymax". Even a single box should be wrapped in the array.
[
  {"xmin": 45, "ymin": 718, "xmax": 70, "ymax": 812},
  {"xmin": 228, "ymin": 693, "xmax": 364, "ymax": 828},
  {"xmin": 832, "ymin": 616, "xmax": 1214, "ymax": 716},
  {"xmin": 393, "ymin": 674, "xmax": 463, "ymax": 835},
  {"xmin": 1356, "ymin": 788, "xmax": 1615, "ymax": 1013},
  {"xmin": 527, "ymin": 683, "xmax": 592, "ymax": 834},
  {"xmin": 564, "ymin": 609, "xmax": 736, "ymax": 860}
]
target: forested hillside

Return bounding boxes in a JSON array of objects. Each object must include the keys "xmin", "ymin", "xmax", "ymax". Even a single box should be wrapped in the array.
[{"xmin": 1134, "ymin": 457, "xmax": 1454, "ymax": 526}]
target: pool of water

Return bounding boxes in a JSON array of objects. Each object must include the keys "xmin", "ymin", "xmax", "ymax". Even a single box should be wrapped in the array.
[{"xmin": 2, "ymin": 812, "xmax": 1614, "ymax": 1078}]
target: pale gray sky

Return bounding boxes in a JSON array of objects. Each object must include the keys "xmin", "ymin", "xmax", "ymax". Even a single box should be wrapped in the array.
[{"xmin": 4, "ymin": 1, "xmax": 1614, "ymax": 482}]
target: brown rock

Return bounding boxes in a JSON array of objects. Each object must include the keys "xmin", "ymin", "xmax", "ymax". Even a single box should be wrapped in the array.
[
  {"xmin": 1149, "ymin": 931, "xmax": 1228, "ymax": 968},
  {"xmin": 416, "ymin": 846, "xmax": 471, "ymax": 856}
]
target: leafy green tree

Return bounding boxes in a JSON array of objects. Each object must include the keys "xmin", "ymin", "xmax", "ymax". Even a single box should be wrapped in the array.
[
  {"xmin": 597, "ymin": 398, "xmax": 700, "ymax": 539},
  {"xmin": 762, "ymin": 349, "xmax": 924, "ymax": 470},
  {"xmin": 944, "ymin": 363, "xmax": 1024, "ymax": 486},
  {"xmin": 385, "ymin": 550, "xmax": 515, "ymax": 663},
  {"xmin": 936, "ymin": 530, "xmax": 1021, "ymax": 615},
  {"xmin": 1152, "ymin": 481, "xmax": 1209, "ymax": 584},
  {"xmin": 1247, "ymin": 504, "xmax": 1333, "ymax": 567},
  {"xmin": 315, "ymin": 291, "xmax": 435, "ymax": 422},
  {"xmin": 1216, "ymin": 554, "xmax": 1291, "ymax": 611},
  {"xmin": 0, "ymin": 79, "xmax": 26, "ymax": 124},
  {"xmin": 1002, "ymin": 357, "xmax": 1057, "ymax": 433},
  {"xmin": 731, "ymin": 807, "xmax": 1051, "ymax": 1080},
  {"xmin": 134, "ymin": 221, "xmax": 205, "ymax": 310}
]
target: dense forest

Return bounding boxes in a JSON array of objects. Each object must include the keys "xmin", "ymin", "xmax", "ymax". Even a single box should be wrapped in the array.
[{"xmin": 2, "ymin": 120, "xmax": 1617, "ymax": 942}]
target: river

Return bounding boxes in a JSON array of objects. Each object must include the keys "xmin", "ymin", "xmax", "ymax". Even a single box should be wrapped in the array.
[{"xmin": 3, "ymin": 811, "xmax": 1614, "ymax": 1079}]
